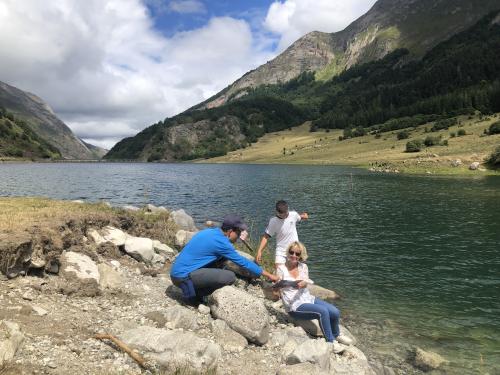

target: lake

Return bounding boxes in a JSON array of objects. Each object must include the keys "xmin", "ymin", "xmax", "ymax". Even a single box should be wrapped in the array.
[{"xmin": 1, "ymin": 162, "xmax": 499, "ymax": 373}]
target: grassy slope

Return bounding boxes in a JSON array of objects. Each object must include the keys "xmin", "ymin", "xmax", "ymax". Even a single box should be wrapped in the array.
[{"xmin": 202, "ymin": 113, "xmax": 500, "ymax": 176}]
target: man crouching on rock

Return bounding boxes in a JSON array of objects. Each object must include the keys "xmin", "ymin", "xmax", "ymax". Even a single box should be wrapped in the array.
[{"xmin": 170, "ymin": 214, "xmax": 278, "ymax": 305}]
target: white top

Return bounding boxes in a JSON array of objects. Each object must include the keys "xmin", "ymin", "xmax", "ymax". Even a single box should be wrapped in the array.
[
  {"xmin": 265, "ymin": 210, "xmax": 301, "ymax": 258},
  {"xmin": 277, "ymin": 263, "xmax": 315, "ymax": 312}
]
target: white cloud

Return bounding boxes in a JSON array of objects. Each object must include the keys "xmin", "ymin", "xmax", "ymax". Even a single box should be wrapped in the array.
[
  {"xmin": 0, "ymin": 0, "xmax": 270, "ymax": 149},
  {"xmin": 169, "ymin": 0, "xmax": 206, "ymax": 14},
  {"xmin": 264, "ymin": 0, "xmax": 377, "ymax": 51},
  {"xmin": 0, "ymin": 0, "xmax": 375, "ymax": 150}
]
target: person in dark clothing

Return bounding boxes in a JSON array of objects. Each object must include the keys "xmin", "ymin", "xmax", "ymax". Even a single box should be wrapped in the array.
[{"xmin": 170, "ymin": 214, "xmax": 278, "ymax": 304}]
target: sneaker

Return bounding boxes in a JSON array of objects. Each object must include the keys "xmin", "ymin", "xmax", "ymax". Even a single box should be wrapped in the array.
[
  {"xmin": 336, "ymin": 334, "xmax": 353, "ymax": 346},
  {"xmin": 329, "ymin": 341, "xmax": 347, "ymax": 354}
]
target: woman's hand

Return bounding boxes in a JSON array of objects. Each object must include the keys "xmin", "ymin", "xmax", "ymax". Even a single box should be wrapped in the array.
[{"xmin": 297, "ymin": 280, "xmax": 308, "ymax": 289}]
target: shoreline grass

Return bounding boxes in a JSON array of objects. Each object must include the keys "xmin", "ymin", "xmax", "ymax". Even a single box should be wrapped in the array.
[{"xmin": 200, "ymin": 114, "xmax": 500, "ymax": 177}]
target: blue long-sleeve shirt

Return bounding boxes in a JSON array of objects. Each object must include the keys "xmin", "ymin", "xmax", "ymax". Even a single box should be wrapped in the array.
[{"xmin": 170, "ymin": 227, "xmax": 263, "ymax": 279}]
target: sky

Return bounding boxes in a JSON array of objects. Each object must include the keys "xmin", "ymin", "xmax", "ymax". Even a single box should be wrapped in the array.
[{"xmin": 0, "ymin": 0, "xmax": 377, "ymax": 149}]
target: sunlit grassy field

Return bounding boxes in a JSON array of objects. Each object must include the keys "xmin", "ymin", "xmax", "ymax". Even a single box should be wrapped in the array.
[{"xmin": 203, "ymin": 114, "xmax": 500, "ymax": 175}]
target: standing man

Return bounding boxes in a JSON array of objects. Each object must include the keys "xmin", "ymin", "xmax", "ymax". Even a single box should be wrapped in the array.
[
  {"xmin": 255, "ymin": 200, "xmax": 309, "ymax": 267},
  {"xmin": 170, "ymin": 214, "xmax": 278, "ymax": 304}
]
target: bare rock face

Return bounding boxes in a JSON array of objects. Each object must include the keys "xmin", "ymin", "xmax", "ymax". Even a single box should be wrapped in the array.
[
  {"xmin": 209, "ymin": 286, "xmax": 270, "ymax": 345},
  {"xmin": 308, "ymin": 284, "xmax": 340, "ymax": 302},
  {"xmin": 119, "ymin": 326, "xmax": 220, "ymax": 372}
]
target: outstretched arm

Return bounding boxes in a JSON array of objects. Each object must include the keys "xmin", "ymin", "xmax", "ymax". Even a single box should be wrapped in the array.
[
  {"xmin": 255, "ymin": 233, "xmax": 270, "ymax": 264},
  {"xmin": 300, "ymin": 212, "xmax": 309, "ymax": 220}
]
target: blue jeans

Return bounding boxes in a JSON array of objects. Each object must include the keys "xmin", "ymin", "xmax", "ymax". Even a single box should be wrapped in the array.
[{"xmin": 288, "ymin": 297, "xmax": 340, "ymax": 342}]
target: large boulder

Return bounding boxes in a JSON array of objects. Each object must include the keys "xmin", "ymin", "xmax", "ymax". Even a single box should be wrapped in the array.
[
  {"xmin": 163, "ymin": 306, "xmax": 199, "ymax": 330},
  {"xmin": 97, "ymin": 263, "xmax": 123, "ymax": 289},
  {"xmin": 171, "ymin": 209, "xmax": 197, "ymax": 231},
  {"xmin": 175, "ymin": 230, "xmax": 196, "ymax": 248},
  {"xmin": 286, "ymin": 339, "xmax": 331, "ymax": 371},
  {"xmin": 124, "ymin": 237, "xmax": 155, "ymax": 263},
  {"xmin": 308, "ymin": 284, "xmax": 340, "ymax": 302},
  {"xmin": 223, "ymin": 250, "xmax": 257, "ymax": 278},
  {"xmin": 209, "ymin": 286, "xmax": 270, "ymax": 345},
  {"xmin": 59, "ymin": 251, "xmax": 100, "ymax": 296},
  {"xmin": 288, "ymin": 316, "xmax": 322, "ymax": 337},
  {"xmin": 153, "ymin": 240, "xmax": 176, "ymax": 260},
  {"xmin": 412, "ymin": 347, "xmax": 447, "ymax": 371},
  {"xmin": 102, "ymin": 226, "xmax": 129, "ymax": 246},
  {"xmin": 211, "ymin": 319, "xmax": 247, "ymax": 353},
  {"xmin": 60, "ymin": 251, "xmax": 99, "ymax": 284},
  {"xmin": 146, "ymin": 204, "xmax": 168, "ymax": 214},
  {"xmin": 119, "ymin": 326, "xmax": 220, "ymax": 372},
  {"xmin": 0, "ymin": 321, "xmax": 25, "ymax": 367}
]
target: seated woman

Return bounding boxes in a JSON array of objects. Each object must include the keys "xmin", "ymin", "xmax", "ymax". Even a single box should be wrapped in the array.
[{"xmin": 276, "ymin": 241, "xmax": 352, "ymax": 352}]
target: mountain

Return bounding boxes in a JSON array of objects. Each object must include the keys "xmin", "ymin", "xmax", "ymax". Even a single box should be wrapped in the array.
[
  {"xmin": 0, "ymin": 81, "xmax": 100, "ymax": 159},
  {"xmin": 201, "ymin": 0, "xmax": 500, "ymax": 109},
  {"xmin": 105, "ymin": 3, "xmax": 500, "ymax": 162},
  {"xmin": 80, "ymin": 139, "xmax": 108, "ymax": 159}
]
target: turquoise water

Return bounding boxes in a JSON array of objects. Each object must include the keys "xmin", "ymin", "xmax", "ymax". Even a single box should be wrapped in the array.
[{"xmin": 1, "ymin": 163, "xmax": 499, "ymax": 373}]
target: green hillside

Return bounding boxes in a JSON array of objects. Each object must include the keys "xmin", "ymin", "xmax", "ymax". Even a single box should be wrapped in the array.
[
  {"xmin": 105, "ymin": 11, "xmax": 500, "ymax": 162},
  {"xmin": 0, "ymin": 108, "xmax": 61, "ymax": 159}
]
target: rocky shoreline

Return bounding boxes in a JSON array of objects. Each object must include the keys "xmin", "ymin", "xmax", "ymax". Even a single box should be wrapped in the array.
[{"xmin": 0, "ymin": 201, "xmax": 445, "ymax": 374}]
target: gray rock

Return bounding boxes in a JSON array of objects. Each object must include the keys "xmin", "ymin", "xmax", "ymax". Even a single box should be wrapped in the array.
[
  {"xmin": 197, "ymin": 304, "xmax": 211, "ymax": 315},
  {"xmin": 451, "ymin": 159, "xmax": 462, "ymax": 167},
  {"xmin": 152, "ymin": 240, "xmax": 176, "ymax": 259},
  {"xmin": 31, "ymin": 305, "xmax": 48, "ymax": 316},
  {"xmin": 175, "ymin": 230, "xmax": 196, "ymax": 248},
  {"xmin": 0, "ymin": 321, "xmax": 25, "ymax": 367},
  {"xmin": 60, "ymin": 251, "xmax": 100, "ymax": 284},
  {"xmin": 171, "ymin": 209, "xmax": 197, "ymax": 231},
  {"xmin": 124, "ymin": 237, "xmax": 155, "ymax": 263},
  {"xmin": 308, "ymin": 284, "xmax": 340, "ymax": 302},
  {"xmin": 286, "ymin": 339, "xmax": 330, "ymax": 371},
  {"xmin": 163, "ymin": 305, "xmax": 198, "ymax": 330},
  {"xmin": 87, "ymin": 229, "xmax": 105, "ymax": 245},
  {"xmin": 288, "ymin": 316, "xmax": 322, "ymax": 337},
  {"xmin": 97, "ymin": 263, "xmax": 123, "ymax": 289},
  {"xmin": 119, "ymin": 326, "xmax": 220, "ymax": 372},
  {"xmin": 413, "ymin": 347, "xmax": 447, "ymax": 371},
  {"xmin": 224, "ymin": 250, "xmax": 257, "ymax": 278},
  {"xmin": 122, "ymin": 205, "xmax": 140, "ymax": 211},
  {"xmin": 211, "ymin": 319, "xmax": 247, "ymax": 352},
  {"xmin": 146, "ymin": 204, "xmax": 168, "ymax": 213},
  {"xmin": 342, "ymin": 346, "xmax": 367, "ymax": 362},
  {"xmin": 209, "ymin": 286, "xmax": 270, "ymax": 345},
  {"xmin": 469, "ymin": 162, "xmax": 480, "ymax": 170},
  {"xmin": 102, "ymin": 226, "xmax": 129, "ymax": 246}
]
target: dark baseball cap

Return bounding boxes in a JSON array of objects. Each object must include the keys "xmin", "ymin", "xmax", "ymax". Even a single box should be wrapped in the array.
[{"xmin": 221, "ymin": 214, "xmax": 248, "ymax": 231}]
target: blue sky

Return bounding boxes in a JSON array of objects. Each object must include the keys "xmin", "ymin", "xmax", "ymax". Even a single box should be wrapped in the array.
[{"xmin": 0, "ymin": 0, "xmax": 377, "ymax": 148}]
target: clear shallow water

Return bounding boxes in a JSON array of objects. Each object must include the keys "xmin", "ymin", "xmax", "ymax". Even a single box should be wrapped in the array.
[{"xmin": 1, "ymin": 163, "xmax": 499, "ymax": 373}]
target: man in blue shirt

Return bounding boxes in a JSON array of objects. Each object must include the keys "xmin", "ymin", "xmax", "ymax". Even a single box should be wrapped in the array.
[{"xmin": 170, "ymin": 214, "xmax": 278, "ymax": 303}]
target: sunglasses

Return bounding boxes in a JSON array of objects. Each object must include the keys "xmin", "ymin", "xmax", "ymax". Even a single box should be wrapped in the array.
[{"xmin": 288, "ymin": 250, "xmax": 301, "ymax": 257}]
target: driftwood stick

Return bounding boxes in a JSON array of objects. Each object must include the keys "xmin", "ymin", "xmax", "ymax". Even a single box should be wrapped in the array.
[{"xmin": 95, "ymin": 333, "xmax": 147, "ymax": 369}]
